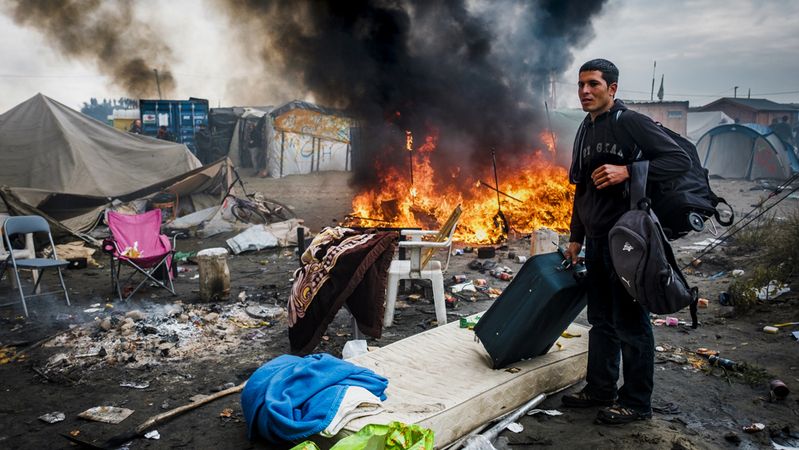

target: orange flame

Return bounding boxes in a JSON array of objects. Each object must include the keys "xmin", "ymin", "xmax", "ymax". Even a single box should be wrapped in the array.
[{"xmin": 349, "ymin": 129, "xmax": 574, "ymax": 244}]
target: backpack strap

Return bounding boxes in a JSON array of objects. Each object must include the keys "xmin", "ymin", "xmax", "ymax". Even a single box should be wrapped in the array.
[
  {"xmin": 629, "ymin": 160, "xmax": 649, "ymax": 210},
  {"xmin": 611, "ymin": 109, "xmax": 644, "ymax": 161}
]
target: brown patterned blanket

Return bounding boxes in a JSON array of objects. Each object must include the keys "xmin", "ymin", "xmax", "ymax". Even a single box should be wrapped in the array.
[{"xmin": 288, "ymin": 227, "xmax": 398, "ymax": 355}]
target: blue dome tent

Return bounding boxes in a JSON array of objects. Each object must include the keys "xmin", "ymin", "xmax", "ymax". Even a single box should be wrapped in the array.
[{"xmin": 696, "ymin": 123, "xmax": 799, "ymax": 180}]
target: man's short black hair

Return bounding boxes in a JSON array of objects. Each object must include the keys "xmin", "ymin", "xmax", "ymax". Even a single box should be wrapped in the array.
[{"xmin": 579, "ymin": 59, "xmax": 619, "ymax": 85}]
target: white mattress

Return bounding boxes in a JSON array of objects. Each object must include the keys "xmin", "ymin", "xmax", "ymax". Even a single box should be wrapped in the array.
[{"xmin": 339, "ymin": 315, "xmax": 589, "ymax": 447}]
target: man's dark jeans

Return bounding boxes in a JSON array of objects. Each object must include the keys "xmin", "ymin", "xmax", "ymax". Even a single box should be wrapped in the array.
[{"xmin": 583, "ymin": 236, "xmax": 654, "ymax": 413}]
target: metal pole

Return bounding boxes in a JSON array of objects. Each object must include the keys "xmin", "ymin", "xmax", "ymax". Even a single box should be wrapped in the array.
[
  {"xmin": 544, "ymin": 101, "xmax": 557, "ymax": 157},
  {"xmin": 462, "ymin": 393, "xmax": 547, "ymax": 450},
  {"xmin": 650, "ymin": 60, "xmax": 656, "ymax": 101},
  {"xmin": 406, "ymin": 131, "xmax": 414, "ymax": 189}
]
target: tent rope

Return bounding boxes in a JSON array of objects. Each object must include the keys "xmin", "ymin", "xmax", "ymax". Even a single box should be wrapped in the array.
[{"xmin": 681, "ymin": 173, "xmax": 799, "ymax": 270}]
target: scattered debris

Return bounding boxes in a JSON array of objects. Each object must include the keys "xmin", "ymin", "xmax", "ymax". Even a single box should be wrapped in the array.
[
  {"xmin": 120, "ymin": 381, "xmax": 150, "ymax": 389},
  {"xmin": 450, "ymin": 281, "xmax": 477, "ymax": 294},
  {"xmin": 763, "ymin": 326, "xmax": 779, "ymax": 334},
  {"xmin": 219, "ymin": 408, "xmax": 234, "ymax": 418},
  {"xmin": 755, "ymin": 281, "xmax": 791, "ymax": 300},
  {"xmin": 342, "ymin": 340, "xmax": 368, "ymax": 359},
  {"xmin": 732, "ymin": 269, "xmax": 745, "ymax": 277},
  {"xmin": 697, "ymin": 298, "xmax": 709, "ymax": 308},
  {"xmin": 459, "ymin": 316, "xmax": 480, "ymax": 329},
  {"xmin": 144, "ymin": 430, "xmax": 160, "ymax": 440},
  {"xmin": 505, "ymin": 422, "xmax": 523, "ymax": 433},
  {"xmin": 526, "ymin": 409, "xmax": 563, "ymax": 417},
  {"xmin": 742, "ymin": 423, "xmax": 765, "ymax": 433},
  {"xmin": 718, "ymin": 292, "xmax": 733, "ymax": 306},
  {"xmin": 769, "ymin": 380, "xmax": 789, "ymax": 400},
  {"xmin": 78, "ymin": 406, "xmax": 134, "ymax": 424},
  {"xmin": 245, "ymin": 305, "xmax": 285, "ymax": 320},
  {"xmin": 38, "ymin": 412, "xmax": 65, "ymax": 424}
]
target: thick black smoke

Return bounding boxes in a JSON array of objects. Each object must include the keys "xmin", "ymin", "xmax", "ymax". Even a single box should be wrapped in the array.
[
  {"xmin": 2, "ymin": 0, "xmax": 175, "ymax": 98},
  {"xmin": 215, "ymin": 0, "xmax": 608, "ymax": 185}
]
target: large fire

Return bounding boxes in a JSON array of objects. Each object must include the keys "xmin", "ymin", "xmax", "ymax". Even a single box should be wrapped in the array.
[{"xmin": 347, "ymin": 131, "xmax": 574, "ymax": 244}]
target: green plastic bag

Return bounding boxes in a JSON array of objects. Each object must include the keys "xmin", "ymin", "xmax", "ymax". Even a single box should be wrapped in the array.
[{"xmin": 290, "ymin": 422, "xmax": 434, "ymax": 450}]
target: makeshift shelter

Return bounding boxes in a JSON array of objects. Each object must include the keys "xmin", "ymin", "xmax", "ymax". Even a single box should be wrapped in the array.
[
  {"xmin": 227, "ymin": 107, "xmax": 272, "ymax": 170},
  {"xmin": 0, "ymin": 94, "xmax": 232, "ymax": 241},
  {"xmin": 207, "ymin": 107, "xmax": 246, "ymax": 164},
  {"xmin": 264, "ymin": 101, "xmax": 354, "ymax": 178},
  {"xmin": 696, "ymin": 123, "xmax": 799, "ymax": 180},
  {"xmin": 686, "ymin": 111, "xmax": 733, "ymax": 143}
]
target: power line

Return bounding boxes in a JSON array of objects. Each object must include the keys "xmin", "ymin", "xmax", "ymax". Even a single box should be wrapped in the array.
[{"xmin": 0, "ymin": 73, "xmax": 105, "ymax": 79}]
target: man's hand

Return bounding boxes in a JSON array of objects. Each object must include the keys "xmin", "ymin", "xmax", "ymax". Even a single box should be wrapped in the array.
[
  {"xmin": 564, "ymin": 242, "xmax": 583, "ymax": 265},
  {"xmin": 591, "ymin": 164, "xmax": 629, "ymax": 189}
]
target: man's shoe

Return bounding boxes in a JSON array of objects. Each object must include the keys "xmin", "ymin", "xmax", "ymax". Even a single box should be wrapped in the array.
[
  {"xmin": 561, "ymin": 389, "xmax": 616, "ymax": 408},
  {"xmin": 595, "ymin": 405, "xmax": 652, "ymax": 425}
]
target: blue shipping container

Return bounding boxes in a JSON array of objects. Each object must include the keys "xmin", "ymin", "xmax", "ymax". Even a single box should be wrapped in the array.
[{"xmin": 139, "ymin": 98, "xmax": 209, "ymax": 154}]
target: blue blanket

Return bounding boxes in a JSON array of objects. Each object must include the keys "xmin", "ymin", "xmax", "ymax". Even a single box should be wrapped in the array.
[{"xmin": 241, "ymin": 353, "xmax": 388, "ymax": 442}]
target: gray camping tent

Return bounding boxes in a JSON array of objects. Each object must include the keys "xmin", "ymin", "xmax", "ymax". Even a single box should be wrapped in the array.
[
  {"xmin": 0, "ymin": 94, "xmax": 231, "ymax": 239},
  {"xmin": 696, "ymin": 123, "xmax": 799, "ymax": 180},
  {"xmin": 0, "ymin": 94, "xmax": 201, "ymax": 196}
]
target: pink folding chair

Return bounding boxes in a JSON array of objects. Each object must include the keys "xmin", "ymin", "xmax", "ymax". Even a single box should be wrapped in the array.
[{"xmin": 105, "ymin": 210, "xmax": 176, "ymax": 301}]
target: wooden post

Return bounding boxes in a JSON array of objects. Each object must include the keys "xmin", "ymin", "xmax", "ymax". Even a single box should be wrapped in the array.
[
  {"xmin": 531, "ymin": 228, "xmax": 558, "ymax": 256},
  {"xmin": 196, "ymin": 248, "xmax": 230, "ymax": 302}
]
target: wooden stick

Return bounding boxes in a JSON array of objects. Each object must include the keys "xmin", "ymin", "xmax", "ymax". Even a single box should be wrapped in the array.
[
  {"xmin": 135, "ymin": 382, "xmax": 245, "ymax": 434},
  {"xmin": 103, "ymin": 382, "xmax": 246, "ymax": 447}
]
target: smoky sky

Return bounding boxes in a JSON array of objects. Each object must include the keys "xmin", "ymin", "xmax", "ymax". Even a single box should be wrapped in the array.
[
  {"xmin": 1, "ymin": 0, "xmax": 175, "ymax": 98},
  {"xmin": 216, "ymin": 0, "xmax": 607, "ymax": 183}
]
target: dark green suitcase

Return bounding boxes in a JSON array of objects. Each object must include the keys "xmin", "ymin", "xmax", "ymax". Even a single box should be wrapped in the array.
[{"xmin": 474, "ymin": 251, "xmax": 588, "ymax": 368}]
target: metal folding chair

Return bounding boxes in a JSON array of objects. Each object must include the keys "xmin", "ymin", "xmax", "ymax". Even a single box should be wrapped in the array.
[
  {"xmin": 105, "ymin": 209, "xmax": 177, "ymax": 302},
  {"xmin": 1, "ymin": 215, "xmax": 70, "ymax": 317}
]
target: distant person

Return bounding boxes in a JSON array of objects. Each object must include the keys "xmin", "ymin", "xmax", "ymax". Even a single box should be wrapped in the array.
[
  {"xmin": 772, "ymin": 115, "xmax": 794, "ymax": 146},
  {"xmin": 128, "ymin": 119, "xmax": 142, "ymax": 134},
  {"xmin": 156, "ymin": 125, "xmax": 174, "ymax": 142}
]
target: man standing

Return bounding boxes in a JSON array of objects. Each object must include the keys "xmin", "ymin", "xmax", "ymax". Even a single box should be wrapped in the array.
[
  {"xmin": 772, "ymin": 115, "xmax": 794, "ymax": 147},
  {"xmin": 128, "ymin": 119, "xmax": 142, "ymax": 134},
  {"xmin": 561, "ymin": 59, "xmax": 691, "ymax": 424}
]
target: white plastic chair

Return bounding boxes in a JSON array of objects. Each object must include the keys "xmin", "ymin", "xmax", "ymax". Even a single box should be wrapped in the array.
[
  {"xmin": 384, "ymin": 206, "xmax": 462, "ymax": 327},
  {"xmin": 0, "ymin": 213, "xmax": 39, "ymax": 290}
]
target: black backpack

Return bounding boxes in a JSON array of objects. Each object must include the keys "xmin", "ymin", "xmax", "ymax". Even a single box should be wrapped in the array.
[
  {"xmin": 613, "ymin": 110, "xmax": 734, "ymax": 240},
  {"xmin": 609, "ymin": 161, "xmax": 698, "ymax": 327}
]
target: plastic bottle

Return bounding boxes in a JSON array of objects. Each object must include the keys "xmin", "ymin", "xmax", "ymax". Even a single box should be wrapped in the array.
[{"xmin": 708, "ymin": 355, "xmax": 738, "ymax": 371}]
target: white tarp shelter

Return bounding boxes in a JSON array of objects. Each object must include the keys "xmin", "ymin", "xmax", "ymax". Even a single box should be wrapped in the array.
[
  {"xmin": 687, "ymin": 111, "xmax": 734, "ymax": 143},
  {"xmin": 264, "ymin": 101, "xmax": 353, "ymax": 178}
]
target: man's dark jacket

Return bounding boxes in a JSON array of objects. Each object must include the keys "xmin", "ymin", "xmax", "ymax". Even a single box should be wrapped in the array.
[{"xmin": 568, "ymin": 100, "xmax": 691, "ymax": 243}]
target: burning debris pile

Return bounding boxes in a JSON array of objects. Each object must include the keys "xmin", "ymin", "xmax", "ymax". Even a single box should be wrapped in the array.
[
  {"xmin": 348, "ymin": 131, "xmax": 574, "ymax": 243},
  {"xmin": 40, "ymin": 302, "xmax": 285, "ymax": 382}
]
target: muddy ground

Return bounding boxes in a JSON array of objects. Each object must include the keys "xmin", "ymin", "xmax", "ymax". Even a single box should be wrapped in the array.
[{"xmin": 1, "ymin": 171, "xmax": 798, "ymax": 450}]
